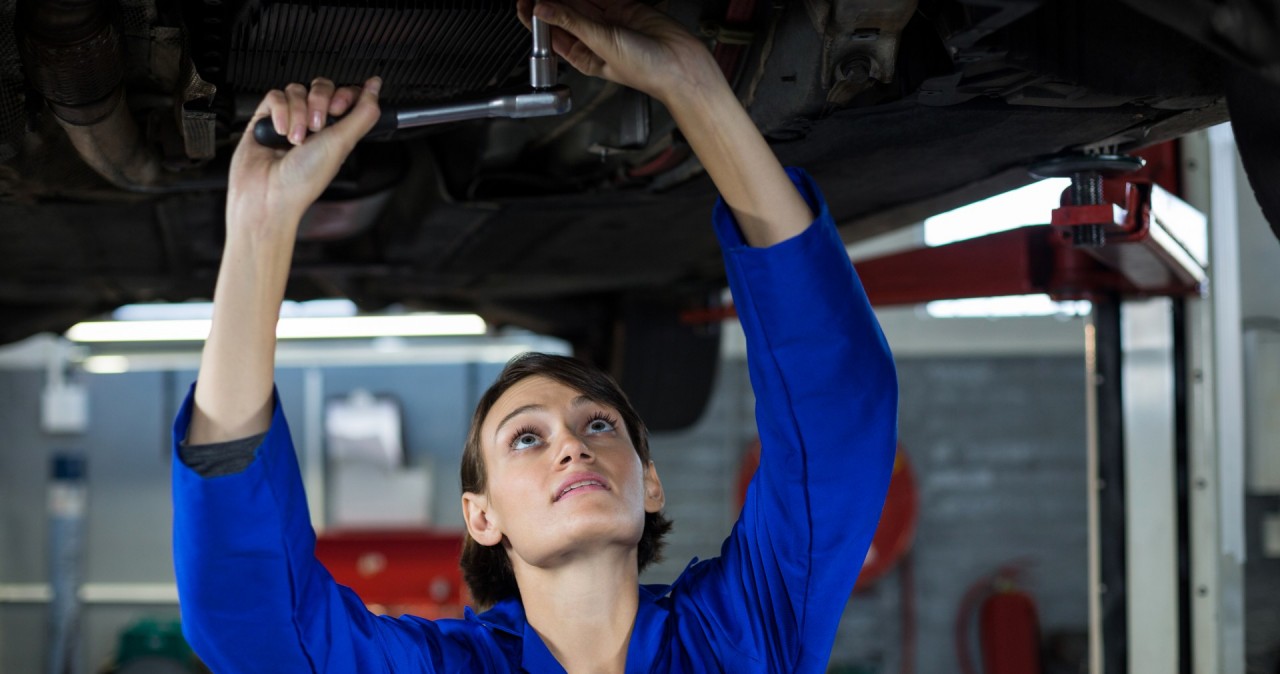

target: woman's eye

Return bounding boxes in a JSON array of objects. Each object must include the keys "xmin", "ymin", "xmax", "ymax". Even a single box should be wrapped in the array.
[
  {"xmin": 512, "ymin": 433, "xmax": 541, "ymax": 450},
  {"xmin": 587, "ymin": 418, "xmax": 615, "ymax": 433}
]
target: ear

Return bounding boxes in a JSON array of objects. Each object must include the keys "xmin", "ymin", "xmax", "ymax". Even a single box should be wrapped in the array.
[
  {"xmin": 461, "ymin": 492, "xmax": 504, "ymax": 546},
  {"xmin": 642, "ymin": 461, "xmax": 665, "ymax": 513}
]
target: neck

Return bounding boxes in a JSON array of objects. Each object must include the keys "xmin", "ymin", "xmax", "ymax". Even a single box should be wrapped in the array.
[{"xmin": 514, "ymin": 547, "xmax": 640, "ymax": 674}]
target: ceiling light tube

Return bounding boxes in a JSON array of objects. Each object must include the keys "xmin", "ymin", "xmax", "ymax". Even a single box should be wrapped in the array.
[
  {"xmin": 65, "ymin": 314, "xmax": 486, "ymax": 343},
  {"xmin": 82, "ymin": 355, "xmax": 130, "ymax": 374},
  {"xmin": 925, "ymin": 294, "xmax": 1092, "ymax": 319}
]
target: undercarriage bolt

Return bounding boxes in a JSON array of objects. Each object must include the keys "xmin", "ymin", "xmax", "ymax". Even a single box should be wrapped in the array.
[
  {"xmin": 837, "ymin": 55, "xmax": 873, "ymax": 87},
  {"xmin": 1070, "ymin": 171, "xmax": 1107, "ymax": 248}
]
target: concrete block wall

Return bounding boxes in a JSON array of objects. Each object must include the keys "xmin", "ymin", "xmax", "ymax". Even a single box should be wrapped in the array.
[{"xmin": 643, "ymin": 355, "xmax": 1090, "ymax": 672}]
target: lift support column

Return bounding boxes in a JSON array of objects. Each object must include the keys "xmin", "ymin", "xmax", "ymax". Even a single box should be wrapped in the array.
[
  {"xmin": 685, "ymin": 143, "xmax": 1235, "ymax": 672},
  {"xmin": 850, "ymin": 144, "xmax": 1212, "ymax": 674}
]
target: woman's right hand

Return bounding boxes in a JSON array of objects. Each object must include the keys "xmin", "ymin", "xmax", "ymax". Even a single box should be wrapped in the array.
[
  {"xmin": 190, "ymin": 76, "xmax": 381, "ymax": 445},
  {"xmin": 226, "ymin": 76, "xmax": 383, "ymax": 236}
]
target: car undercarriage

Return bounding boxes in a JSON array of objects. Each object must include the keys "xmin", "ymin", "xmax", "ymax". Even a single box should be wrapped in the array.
[{"xmin": 1, "ymin": 0, "xmax": 1277, "ymax": 427}]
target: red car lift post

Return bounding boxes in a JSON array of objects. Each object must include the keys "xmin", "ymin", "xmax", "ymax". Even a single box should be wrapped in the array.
[{"xmin": 854, "ymin": 144, "xmax": 1206, "ymax": 674}]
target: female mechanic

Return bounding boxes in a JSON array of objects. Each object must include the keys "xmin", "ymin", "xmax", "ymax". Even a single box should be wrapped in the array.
[{"xmin": 171, "ymin": 0, "xmax": 899, "ymax": 671}]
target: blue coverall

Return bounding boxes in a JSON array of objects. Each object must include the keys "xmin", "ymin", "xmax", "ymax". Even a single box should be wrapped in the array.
[{"xmin": 171, "ymin": 168, "xmax": 899, "ymax": 673}]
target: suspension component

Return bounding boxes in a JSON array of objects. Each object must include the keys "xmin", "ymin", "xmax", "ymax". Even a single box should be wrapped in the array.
[{"xmin": 1029, "ymin": 154, "xmax": 1146, "ymax": 248}]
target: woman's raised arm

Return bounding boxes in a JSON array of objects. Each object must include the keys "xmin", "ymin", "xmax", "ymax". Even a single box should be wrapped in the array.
[
  {"xmin": 524, "ymin": 5, "xmax": 899, "ymax": 671},
  {"xmin": 186, "ymin": 77, "xmax": 382, "ymax": 444},
  {"xmin": 175, "ymin": 77, "xmax": 513, "ymax": 673}
]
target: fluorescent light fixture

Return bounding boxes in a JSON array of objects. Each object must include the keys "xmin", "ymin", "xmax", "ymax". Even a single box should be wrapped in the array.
[
  {"xmin": 68, "ymin": 320, "xmax": 211, "ymax": 342},
  {"xmin": 925, "ymin": 178, "xmax": 1070, "ymax": 246},
  {"xmin": 926, "ymin": 294, "xmax": 1091, "ymax": 319},
  {"xmin": 112, "ymin": 303, "xmax": 214, "ymax": 321},
  {"xmin": 66, "ymin": 313, "xmax": 486, "ymax": 343},
  {"xmin": 83, "ymin": 355, "xmax": 130, "ymax": 374},
  {"xmin": 73, "ymin": 339, "xmax": 565, "ymax": 373},
  {"xmin": 112, "ymin": 299, "xmax": 358, "ymax": 321},
  {"xmin": 276, "ymin": 315, "xmax": 485, "ymax": 339}
]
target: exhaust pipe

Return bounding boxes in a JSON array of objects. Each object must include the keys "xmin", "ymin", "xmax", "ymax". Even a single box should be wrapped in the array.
[{"xmin": 18, "ymin": 0, "xmax": 161, "ymax": 189}]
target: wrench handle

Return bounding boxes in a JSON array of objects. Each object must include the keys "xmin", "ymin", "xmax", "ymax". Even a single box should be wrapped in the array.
[{"xmin": 252, "ymin": 109, "xmax": 398, "ymax": 149}]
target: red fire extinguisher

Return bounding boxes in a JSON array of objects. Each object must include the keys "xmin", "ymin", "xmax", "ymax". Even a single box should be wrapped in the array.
[{"xmin": 957, "ymin": 564, "xmax": 1042, "ymax": 674}]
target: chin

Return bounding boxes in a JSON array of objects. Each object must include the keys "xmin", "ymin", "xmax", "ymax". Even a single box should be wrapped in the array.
[{"xmin": 537, "ymin": 511, "xmax": 646, "ymax": 561}]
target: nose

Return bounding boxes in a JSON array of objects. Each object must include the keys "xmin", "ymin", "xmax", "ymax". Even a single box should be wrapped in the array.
[{"xmin": 555, "ymin": 432, "xmax": 595, "ymax": 466}]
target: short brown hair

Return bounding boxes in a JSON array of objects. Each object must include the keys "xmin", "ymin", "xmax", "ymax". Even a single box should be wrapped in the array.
[{"xmin": 459, "ymin": 353, "xmax": 674, "ymax": 609}]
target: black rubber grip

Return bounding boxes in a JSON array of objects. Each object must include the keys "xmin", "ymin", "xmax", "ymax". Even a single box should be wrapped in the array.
[{"xmin": 252, "ymin": 110, "xmax": 397, "ymax": 149}]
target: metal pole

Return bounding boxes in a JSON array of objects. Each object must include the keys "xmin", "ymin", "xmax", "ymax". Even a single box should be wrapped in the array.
[
  {"xmin": 1121, "ymin": 298, "xmax": 1180, "ymax": 673},
  {"xmin": 304, "ymin": 367, "xmax": 326, "ymax": 531},
  {"xmin": 1173, "ymin": 299, "xmax": 1193, "ymax": 674},
  {"xmin": 1187, "ymin": 123, "xmax": 1248, "ymax": 674},
  {"xmin": 1087, "ymin": 295, "xmax": 1128, "ymax": 673}
]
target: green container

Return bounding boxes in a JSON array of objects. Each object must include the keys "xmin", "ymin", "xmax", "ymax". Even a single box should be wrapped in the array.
[{"xmin": 116, "ymin": 618, "xmax": 194, "ymax": 667}]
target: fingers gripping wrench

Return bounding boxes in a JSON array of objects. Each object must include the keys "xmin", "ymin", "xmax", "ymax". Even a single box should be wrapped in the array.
[{"xmin": 253, "ymin": 11, "xmax": 570, "ymax": 148}]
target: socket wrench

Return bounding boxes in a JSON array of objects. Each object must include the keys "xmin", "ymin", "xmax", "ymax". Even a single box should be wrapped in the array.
[{"xmin": 253, "ymin": 15, "xmax": 569, "ymax": 148}]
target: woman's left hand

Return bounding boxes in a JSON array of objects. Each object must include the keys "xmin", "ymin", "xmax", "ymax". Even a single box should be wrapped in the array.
[{"xmin": 515, "ymin": 0, "xmax": 725, "ymax": 107}]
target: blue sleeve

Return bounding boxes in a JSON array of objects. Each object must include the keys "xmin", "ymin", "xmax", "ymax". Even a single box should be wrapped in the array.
[
  {"xmin": 171, "ymin": 386, "xmax": 495, "ymax": 673},
  {"xmin": 679, "ymin": 168, "xmax": 898, "ymax": 672}
]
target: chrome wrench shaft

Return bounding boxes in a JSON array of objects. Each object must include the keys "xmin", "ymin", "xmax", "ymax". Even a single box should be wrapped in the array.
[{"xmin": 253, "ymin": 11, "xmax": 568, "ymax": 149}]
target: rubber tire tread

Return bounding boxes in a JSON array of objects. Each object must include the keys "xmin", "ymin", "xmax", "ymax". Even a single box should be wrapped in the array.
[
  {"xmin": 1227, "ymin": 67, "xmax": 1280, "ymax": 245},
  {"xmin": 612, "ymin": 296, "xmax": 720, "ymax": 433}
]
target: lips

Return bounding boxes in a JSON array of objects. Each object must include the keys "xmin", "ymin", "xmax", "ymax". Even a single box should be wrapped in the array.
[{"xmin": 553, "ymin": 472, "xmax": 609, "ymax": 502}]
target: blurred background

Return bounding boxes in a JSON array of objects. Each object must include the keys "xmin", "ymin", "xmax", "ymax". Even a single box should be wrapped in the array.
[{"xmin": 1, "ymin": 125, "xmax": 1277, "ymax": 674}]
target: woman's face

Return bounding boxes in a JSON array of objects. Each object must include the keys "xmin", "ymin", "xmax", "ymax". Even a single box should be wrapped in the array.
[{"xmin": 463, "ymin": 375, "xmax": 665, "ymax": 570}]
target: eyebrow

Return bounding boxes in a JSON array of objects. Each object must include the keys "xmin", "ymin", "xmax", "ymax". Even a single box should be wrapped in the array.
[{"xmin": 493, "ymin": 395, "xmax": 594, "ymax": 441}]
